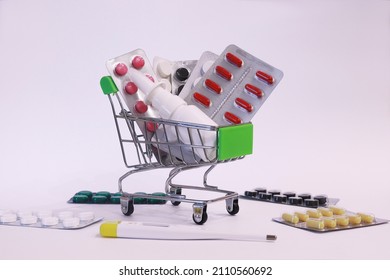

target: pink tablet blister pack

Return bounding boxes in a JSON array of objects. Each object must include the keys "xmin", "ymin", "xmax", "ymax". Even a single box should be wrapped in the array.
[
  {"xmin": 106, "ymin": 49, "xmax": 161, "ymax": 135},
  {"xmin": 183, "ymin": 44, "xmax": 284, "ymax": 125},
  {"xmin": 178, "ymin": 51, "xmax": 219, "ymax": 100}
]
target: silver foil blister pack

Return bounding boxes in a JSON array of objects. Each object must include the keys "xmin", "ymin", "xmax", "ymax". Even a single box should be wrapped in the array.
[{"xmin": 184, "ymin": 44, "xmax": 284, "ymax": 125}]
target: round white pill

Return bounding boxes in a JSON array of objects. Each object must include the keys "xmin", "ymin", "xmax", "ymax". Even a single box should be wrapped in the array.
[
  {"xmin": 160, "ymin": 78, "xmax": 172, "ymax": 92},
  {"xmin": 62, "ymin": 217, "xmax": 80, "ymax": 228},
  {"xmin": 41, "ymin": 216, "xmax": 59, "ymax": 226},
  {"xmin": 0, "ymin": 209, "xmax": 13, "ymax": 217},
  {"xmin": 17, "ymin": 210, "xmax": 33, "ymax": 218},
  {"xmin": 192, "ymin": 77, "xmax": 202, "ymax": 88},
  {"xmin": 0, "ymin": 213, "xmax": 18, "ymax": 223},
  {"xmin": 201, "ymin": 60, "xmax": 214, "ymax": 75},
  {"xmin": 78, "ymin": 211, "xmax": 95, "ymax": 222},
  {"xmin": 58, "ymin": 211, "xmax": 74, "ymax": 221},
  {"xmin": 157, "ymin": 61, "xmax": 172, "ymax": 78},
  {"xmin": 20, "ymin": 215, "xmax": 38, "ymax": 225},
  {"xmin": 36, "ymin": 210, "xmax": 53, "ymax": 219}
]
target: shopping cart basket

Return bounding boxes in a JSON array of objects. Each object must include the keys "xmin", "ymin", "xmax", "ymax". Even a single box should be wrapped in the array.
[{"xmin": 100, "ymin": 76, "xmax": 254, "ymax": 224}]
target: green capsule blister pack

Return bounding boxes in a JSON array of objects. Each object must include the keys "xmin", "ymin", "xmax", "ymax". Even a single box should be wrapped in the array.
[{"xmin": 69, "ymin": 190, "xmax": 167, "ymax": 205}]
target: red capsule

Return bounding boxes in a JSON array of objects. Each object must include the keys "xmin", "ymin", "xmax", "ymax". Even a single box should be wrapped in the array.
[
  {"xmin": 193, "ymin": 92, "xmax": 211, "ymax": 108},
  {"xmin": 256, "ymin": 70, "xmax": 274, "ymax": 85},
  {"xmin": 244, "ymin": 84, "xmax": 263, "ymax": 98},
  {"xmin": 235, "ymin": 98, "xmax": 253, "ymax": 112},
  {"xmin": 134, "ymin": 100, "xmax": 148, "ymax": 114},
  {"xmin": 204, "ymin": 79, "xmax": 222, "ymax": 94},
  {"xmin": 215, "ymin": 65, "xmax": 233, "ymax": 81},
  {"xmin": 225, "ymin": 52, "xmax": 243, "ymax": 67},
  {"xmin": 224, "ymin": 112, "xmax": 242, "ymax": 124}
]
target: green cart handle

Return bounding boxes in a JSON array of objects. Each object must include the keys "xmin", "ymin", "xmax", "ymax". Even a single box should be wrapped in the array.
[{"xmin": 100, "ymin": 76, "xmax": 118, "ymax": 95}]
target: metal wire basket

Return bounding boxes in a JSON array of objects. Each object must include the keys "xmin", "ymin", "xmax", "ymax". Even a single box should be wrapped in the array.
[{"xmin": 100, "ymin": 76, "xmax": 253, "ymax": 224}]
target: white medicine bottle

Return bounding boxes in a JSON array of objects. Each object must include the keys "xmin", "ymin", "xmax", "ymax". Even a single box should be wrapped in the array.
[{"xmin": 127, "ymin": 68, "xmax": 217, "ymax": 161}]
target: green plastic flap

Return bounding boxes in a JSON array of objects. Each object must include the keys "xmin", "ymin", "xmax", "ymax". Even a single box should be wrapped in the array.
[
  {"xmin": 217, "ymin": 123, "xmax": 253, "ymax": 161},
  {"xmin": 100, "ymin": 76, "xmax": 118, "ymax": 95}
]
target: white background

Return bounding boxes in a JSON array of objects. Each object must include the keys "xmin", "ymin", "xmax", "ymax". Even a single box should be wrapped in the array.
[{"xmin": 0, "ymin": 0, "xmax": 389, "ymax": 260}]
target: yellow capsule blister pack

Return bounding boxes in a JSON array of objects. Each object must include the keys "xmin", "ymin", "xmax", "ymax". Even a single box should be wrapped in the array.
[{"xmin": 273, "ymin": 207, "xmax": 388, "ymax": 233}]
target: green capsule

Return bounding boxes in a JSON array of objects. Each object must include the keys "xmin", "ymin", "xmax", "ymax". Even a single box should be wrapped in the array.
[
  {"xmin": 147, "ymin": 192, "xmax": 167, "ymax": 204},
  {"xmin": 72, "ymin": 194, "xmax": 89, "ymax": 203},
  {"xmin": 134, "ymin": 192, "xmax": 148, "ymax": 204},
  {"xmin": 96, "ymin": 191, "xmax": 111, "ymax": 199},
  {"xmin": 76, "ymin": 191, "xmax": 93, "ymax": 200},
  {"xmin": 111, "ymin": 192, "xmax": 122, "ymax": 197},
  {"xmin": 92, "ymin": 195, "xmax": 108, "ymax": 204},
  {"xmin": 109, "ymin": 196, "xmax": 121, "ymax": 204}
]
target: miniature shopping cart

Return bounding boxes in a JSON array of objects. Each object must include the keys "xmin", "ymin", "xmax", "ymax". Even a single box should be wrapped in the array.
[{"xmin": 100, "ymin": 76, "xmax": 254, "ymax": 224}]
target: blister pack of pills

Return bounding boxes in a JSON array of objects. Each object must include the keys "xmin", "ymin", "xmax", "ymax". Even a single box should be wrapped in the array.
[
  {"xmin": 183, "ymin": 44, "xmax": 284, "ymax": 125},
  {"xmin": 170, "ymin": 60, "xmax": 197, "ymax": 95},
  {"xmin": 241, "ymin": 188, "xmax": 339, "ymax": 208},
  {"xmin": 0, "ymin": 208, "xmax": 102, "ymax": 230},
  {"xmin": 152, "ymin": 57, "xmax": 198, "ymax": 95},
  {"xmin": 153, "ymin": 56, "xmax": 174, "ymax": 93},
  {"xmin": 178, "ymin": 51, "xmax": 219, "ymax": 100},
  {"xmin": 69, "ymin": 190, "xmax": 167, "ymax": 205},
  {"xmin": 273, "ymin": 206, "xmax": 389, "ymax": 232},
  {"xmin": 106, "ymin": 49, "xmax": 161, "ymax": 135}
]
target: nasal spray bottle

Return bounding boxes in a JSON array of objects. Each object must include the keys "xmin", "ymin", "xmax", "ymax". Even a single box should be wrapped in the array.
[{"xmin": 127, "ymin": 68, "xmax": 217, "ymax": 161}]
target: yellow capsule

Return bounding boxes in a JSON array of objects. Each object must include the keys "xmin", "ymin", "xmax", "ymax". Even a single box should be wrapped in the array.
[
  {"xmin": 329, "ymin": 206, "xmax": 346, "ymax": 215},
  {"xmin": 282, "ymin": 213, "xmax": 299, "ymax": 224},
  {"xmin": 307, "ymin": 209, "xmax": 322, "ymax": 218},
  {"xmin": 335, "ymin": 215, "xmax": 349, "ymax": 227},
  {"xmin": 347, "ymin": 214, "xmax": 362, "ymax": 225},
  {"xmin": 318, "ymin": 207, "xmax": 333, "ymax": 217},
  {"xmin": 306, "ymin": 218, "xmax": 325, "ymax": 230},
  {"xmin": 294, "ymin": 211, "xmax": 309, "ymax": 222},
  {"xmin": 357, "ymin": 212, "xmax": 375, "ymax": 224},
  {"xmin": 323, "ymin": 217, "xmax": 337, "ymax": 228}
]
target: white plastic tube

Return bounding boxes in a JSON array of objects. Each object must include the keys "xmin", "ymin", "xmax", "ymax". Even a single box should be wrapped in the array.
[{"xmin": 127, "ymin": 68, "xmax": 217, "ymax": 161}]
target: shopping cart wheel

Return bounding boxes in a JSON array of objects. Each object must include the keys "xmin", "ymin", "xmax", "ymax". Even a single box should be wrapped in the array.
[
  {"xmin": 170, "ymin": 188, "xmax": 182, "ymax": 206},
  {"xmin": 192, "ymin": 204, "xmax": 208, "ymax": 225},
  {"xmin": 226, "ymin": 198, "xmax": 239, "ymax": 215},
  {"xmin": 121, "ymin": 197, "xmax": 134, "ymax": 216}
]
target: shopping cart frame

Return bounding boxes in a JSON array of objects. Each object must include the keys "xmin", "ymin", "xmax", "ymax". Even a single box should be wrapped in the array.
[{"xmin": 100, "ymin": 76, "xmax": 253, "ymax": 224}]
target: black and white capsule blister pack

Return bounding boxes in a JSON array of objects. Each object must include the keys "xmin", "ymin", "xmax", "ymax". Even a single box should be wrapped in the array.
[
  {"xmin": 170, "ymin": 60, "xmax": 197, "ymax": 95},
  {"xmin": 0, "ymin": 209, "xmax": 103, "ymax": 230},
  {"xmin": 184, "ymin": 44, "xmax": 284, "ymax": 125}
]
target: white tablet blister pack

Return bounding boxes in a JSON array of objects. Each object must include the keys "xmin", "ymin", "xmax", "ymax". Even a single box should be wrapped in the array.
[
  {"xmin": 183, "ymin": 44, "xmax": 284, "ymax": 125},
  {"xmin": 178, "ymin": 51, "xmax": 219, "ymax": 100},
  {"xmin": 106, "ymin": 49, "xmax": 161, "ymax": 135},
  {"xmin": 153, "ymin": 56, "xmax": 174, "ymax": 93},
  {"xmin": 0, "ymin": 209, "xmax": 103, "ymax": 230}
]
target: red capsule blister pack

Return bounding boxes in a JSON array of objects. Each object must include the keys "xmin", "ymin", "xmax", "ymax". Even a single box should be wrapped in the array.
[
  {"xmin": 106, "ymin": 49, "xmax": 161, "ymax": 135},
  {"xmin": 183, "ymin": 44, "xmax": 284, "ymax": 125},
  {"xmin": 179, "ymin": 51, "xmax": 219, "ymax": 100}
]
